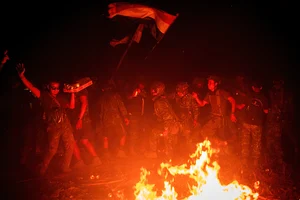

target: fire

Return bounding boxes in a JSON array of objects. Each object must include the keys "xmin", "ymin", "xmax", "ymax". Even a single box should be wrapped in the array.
[{"xmin": 134, "ymin": 139, "xmax": 259, "ymax": 200}]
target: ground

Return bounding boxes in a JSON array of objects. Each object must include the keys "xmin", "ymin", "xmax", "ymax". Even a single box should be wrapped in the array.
[{"xmin": 13, "ymin": 151, "xmax": 300, "ymax": 200}]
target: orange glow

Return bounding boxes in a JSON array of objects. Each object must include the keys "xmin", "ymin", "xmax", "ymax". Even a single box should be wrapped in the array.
[{"xmin": 134, "ymin": 139, "xmax": 259, "ymax": 200}]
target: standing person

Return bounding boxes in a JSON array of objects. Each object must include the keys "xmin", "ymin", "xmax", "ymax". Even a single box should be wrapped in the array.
[
  {"xmin": 145, "ymin": 81, "xmax": 180, "ymax": 159},
  {"xmin": 192, "ymin": 75, "xmax": 237, "ymax": 144},
  {"xmin": 70, "ymin": 89, "xmax": 101, "ymax": 168},
  {"xmin": 125, "ymin": 84, "xmax": 146, "ymax": 156},
  {"xmin": 173, "ymin": 82, "xmax": 199, "ymax": 153},
  {"xmin": 17, "ymin": 63, "xmax": 75, "ymax": 176},
  {"xmin": 98, "ymin": 83, "xmax": 129, "ymax": 158},
  {"xmin": 236, "ymin": 80, "xmax": 268, "ymax": 169}
]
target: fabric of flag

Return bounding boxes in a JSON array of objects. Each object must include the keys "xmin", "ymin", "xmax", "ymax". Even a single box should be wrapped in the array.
[
  {"xmin": 132, "ymin": 24, "xmax": 144, "ymax": 43},
  {"xmin": 110, "ymin": 24, "xmax": 144, "ymax": 47},
  {"xmin": 108, "ymin": 2, "xmax": 178, "ymax": 36},
  {"xmin": 110, "ymin": 36, "xmax": 130, "ymax": 47}
]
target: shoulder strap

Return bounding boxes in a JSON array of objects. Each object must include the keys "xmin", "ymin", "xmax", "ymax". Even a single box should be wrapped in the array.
[
  {"xmin": 48, "ymin": 93, "xmax": 61, "ymax": 107},
  {"xmin": 208, "ymin": 90, "xmax": 223, "ymax": 116}
]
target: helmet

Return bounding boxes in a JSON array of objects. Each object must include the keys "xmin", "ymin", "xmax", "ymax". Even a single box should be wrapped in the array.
[
  {"xmin": 272, "ymin": 75, "xmax": 284, "ymax": 85},
  {"xmin": 251, "ymin": 79, "xmax": 263, "ymax": 88},
  {"xmin": 150, "ymin": 81, "xmax": 165, "ymax": 96},
  {"xmin": 176, "ymin": 82, "xmax": 189, "ymax": 93},
  {"xmin": 101, "ymin": 82, "xmax": 114, "ymax": 91},
  {"xmin": 192, "ymin": 77, "xmax": 205, "ymax": 85}
]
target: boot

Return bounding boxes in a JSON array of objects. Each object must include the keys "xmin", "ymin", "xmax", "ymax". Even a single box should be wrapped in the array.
[
  {"xmin": 72, "ymin": 160, "xmax": 86, "ymax": 170},
  {"xmin": 90, "ymin": 156, "xmax": 102, "ymax": 166}
]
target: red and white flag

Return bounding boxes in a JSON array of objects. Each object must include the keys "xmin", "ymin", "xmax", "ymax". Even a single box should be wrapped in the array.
[{"xmin": 108, "ymin": 2, "xmax": 178, "ymax": 38}]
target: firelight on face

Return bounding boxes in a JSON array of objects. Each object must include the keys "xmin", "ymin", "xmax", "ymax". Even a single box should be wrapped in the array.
[
  {"xmin": 208, "ymin": 80, "xmax": 217, "ymax": 92},
  {"xmin": 49, "ymin": 82, "xmax": 60, "ymax": 96}
]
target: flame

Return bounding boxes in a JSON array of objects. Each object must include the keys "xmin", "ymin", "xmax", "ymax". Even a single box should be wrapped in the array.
[{"xmin": 134, "ymin": 139, "xmax": 259, "ymax": 200}]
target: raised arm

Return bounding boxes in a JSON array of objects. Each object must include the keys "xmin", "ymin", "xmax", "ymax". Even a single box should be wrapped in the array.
[
  {"xmin": 17, "ymin": 63, "xmax": 41, "ymax": 98},
  {"xmin": 69, "ymin": 93, "xmax": 75, "ymax": 109},
  {"xmin": 192, "ymin": 92, "xmax": 208, "ymax": 107},
  {"xmin": 0, "ymin": 50, "xmax": 9, "ymax": 73}
]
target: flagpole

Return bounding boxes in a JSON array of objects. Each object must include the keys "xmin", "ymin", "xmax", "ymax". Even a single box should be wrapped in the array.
[
  {"xmin": 144, "ymin": 13, "xmax": 179, "ymax": 60},
  {"xmin": 109, "ymin": 32, "xmax": 135, "ymax": 85}
]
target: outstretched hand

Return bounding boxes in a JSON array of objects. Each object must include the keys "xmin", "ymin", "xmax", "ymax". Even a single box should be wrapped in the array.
[
  {"xmin": 1, "ymin": 50, "xmax": 9, "ymax": 64},
  {"xmin": 16, "ymin": 63, "xmax": 25, "ymax": 77}
]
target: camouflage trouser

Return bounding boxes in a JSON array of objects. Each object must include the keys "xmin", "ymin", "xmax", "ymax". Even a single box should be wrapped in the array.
[
  {"xmin": 103, "ymin": 122, "xmax": 127, "ymax": 150},
  {"xmin": 266, "ymin": 120, "xmax": 283, "ymax": 164},
  {"xmin": 201, "ymin": 116, "xmax": 224, "ymax": 143},
  {"xmin": 241, "ymin": 123, "xmax": 262, "ymax": 164},
  {"xmin": 180, "ymin": 118, "xmax": 193, "ymax": 145},
  {"xmin": 20, "ymin": 120, "xmax": 45, "ymax": 164},
  {"xmin": 225, "ymin": 118, "xmax": 238, "ymax": 141},
  {"xmin": 42, "ymin": 121, "xmax": 75, "ymax": 171},
  {"xmin": 128, "ymin": 118, "xmax": 142, "ymax": 151},
  {"xmin": 149, "ymin": 122, "xmax": 180, "ymax": 157}
]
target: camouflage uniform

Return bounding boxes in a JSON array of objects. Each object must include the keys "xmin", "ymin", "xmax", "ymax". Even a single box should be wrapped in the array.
[
  {"xmin": 148, "ymin": 82, "xmax": 180, "ymax": 158},
  {"xmin": 98, "ymin": 89, "xmax": 128, "ymax": 150},
  {"xmin": 125, "ymin": 87, "xmax": 146, "ymax": 153},
  {"xmin": 230, "ymin": 78, "xmax": 250, "ymax": 150},
  {"xmin": 191, "ymin": 77, "xmax": 209, "ymax": 126},
  {"xmin": 240, "ymin": 87, "xmax": 268, "ymax": 167},
  {"xmin": 43, "ymin": 119, "xmax": 74, "ymax": 171},
  {"xmin": 281, "ymin": 92, "xmax": 298, "ymax": 164},
  {"xmin": 241, "ymin": 123, "xmax": 262, "ymax": 164},
  {"xmin": 39, "ymin": 92, "xmax": 75, "ymax": 174},
  {"xmin": 266, "ymin": 87, "xmax": 285, "ymax": 166},
  {"xmin": 201, "ymin": 89, "xmax": 230, "ymax": 142},
  {"xmin": 231, "ymin": 78, "xmax": 249, "ymax": 124},
  {"xmin": 174, "ymin": 82, "xmax": 199, "ymax": 147}
]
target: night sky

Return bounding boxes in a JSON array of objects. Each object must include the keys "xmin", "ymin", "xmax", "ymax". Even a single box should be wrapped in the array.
[{"xmin": 1, "ymin": 1, "xmax": 298, "ymax": 85}]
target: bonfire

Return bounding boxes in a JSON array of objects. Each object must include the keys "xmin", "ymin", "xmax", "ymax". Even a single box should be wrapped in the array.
[{"xmin": 134, "ymin": 139, "xmax": 259, "ymax": 200}]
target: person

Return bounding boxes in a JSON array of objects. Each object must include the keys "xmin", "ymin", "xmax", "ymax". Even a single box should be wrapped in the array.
[
  {"xmin": 70, "ymin": 89, "xmax": 101, "ymax": 168},
  {"xmin": 145, "ymin": 81, "xmax": 180, "ymax": 159},
  {"xmin": 17, "ymin": 63, "xmax": 75, "ymax": 176},
  {"xmin": 192, "ymin": 75, "xmax": 237, "ymax": 145},
  {"xmin": 236, "ymin": 80, "xmax": 268, "ymax": 169},
  {"xmin": 98, "ymin": 83, "xmax": 129, "ymax": 158},
  {"xmin": 173, "ymin": 82, "xmax": 199, "ymax": 153},
  {"xmin": 125, "ymin": 84, "xmax": 146, "ymax": 156}
]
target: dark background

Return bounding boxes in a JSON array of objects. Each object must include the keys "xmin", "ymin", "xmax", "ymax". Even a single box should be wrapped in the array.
[
  {"xmin": 1, "ymin": 1, "xmax": 299, "ymax": 185},
  {"xmin": 0, "ymin": 1, "xmax": 298, "ymax": 85}
]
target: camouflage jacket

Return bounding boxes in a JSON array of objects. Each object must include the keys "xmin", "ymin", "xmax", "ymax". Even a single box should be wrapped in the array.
[
  {"xmin": 174, "ymin": 93, "xmax": 199, "ymax": 122},
  {"xmin": 268, "ymin": 88, "xmax": 294, "ymax": 122},
  {"xmin": 98, "ymin": 90, "xmax": 128, "ymax": 125},
  {"xmin": 153, "ymin": 95, "xmax": 179, "ymax": 128}
]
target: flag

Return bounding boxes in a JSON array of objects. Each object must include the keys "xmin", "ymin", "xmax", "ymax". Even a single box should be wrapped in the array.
[
  {"xmin": 110, "ymin": 36, "xmax": 129, "ymax": 47},
  {"xmin": 132, "ymin": 24, "xmax": 144, "ymax": 43},
  {"xmin": 110, "ymin": 24, "xmax": 144, "ymax": 47},
  {"xmin": 108, "ymin": 2, "xmax": 178, "ymax": 42}
]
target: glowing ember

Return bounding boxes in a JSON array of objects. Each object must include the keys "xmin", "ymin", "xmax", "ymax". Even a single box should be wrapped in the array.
[{"xmin": 134, "ymin": 139, "xmax": 259, "ymax": 200}]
